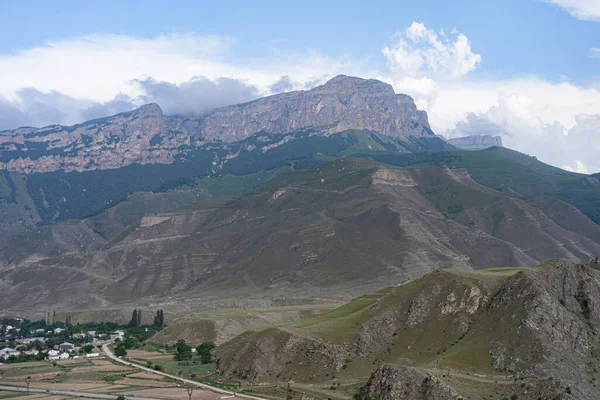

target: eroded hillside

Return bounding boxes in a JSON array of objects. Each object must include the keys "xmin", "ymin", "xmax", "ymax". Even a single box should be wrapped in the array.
[{"xmin": 215, "ymin": 259, "xmax": 600, "ymax": 399}]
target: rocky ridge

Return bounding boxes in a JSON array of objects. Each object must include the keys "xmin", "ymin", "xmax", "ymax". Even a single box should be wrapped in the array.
[
  {"xmin": 0, "ymin": 75, "xmax": 432, "ymax": 174},
  {"xmin": 447, "ymin": 134, "xmax": 503, "ymax": 150},
  {"xmin": 214, "ymin": 260, "xmax": 600, "ymax": 399}
]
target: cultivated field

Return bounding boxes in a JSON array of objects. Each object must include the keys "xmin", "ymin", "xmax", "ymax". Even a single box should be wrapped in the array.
[{"xmin": 0, "ymin": 356, "xmax": 223, "ymax": 400}]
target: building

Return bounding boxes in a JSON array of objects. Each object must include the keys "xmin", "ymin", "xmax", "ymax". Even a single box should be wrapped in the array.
[
  {"xmin": 86, "ymin": 331, "xmax": 96, "ymax": 337},
  {"xmin": 54, "ymin": 327, "xmax": 65, "ymax": 334},
  {"xmin": 72, "ymin": 333, "xmax": 86, "ymax": 339},
  {"xmin": 85, "ymin": 353, "xmax": 100, "ymax": 358},
  {"xmin": 48, "ymin": 352, "xmax": 69, "ymax": 360},
  {"xmin": 0, "ymin": 348, "xmax": 20, "ymax": 359},
  {"xmin": 59, "ymin": 342, "xmax": 75, "ymax": 352},
  {"xmin": 110, "ymin": 330, "xmax": 125, "ymax": 341}
]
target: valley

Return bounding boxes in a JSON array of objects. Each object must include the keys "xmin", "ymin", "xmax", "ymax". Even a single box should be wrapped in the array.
[{"xmin": 1, "ymin": 75, "xmax": 600, "ymax": 399}]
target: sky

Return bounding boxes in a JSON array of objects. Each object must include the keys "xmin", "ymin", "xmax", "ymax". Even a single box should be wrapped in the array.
[{"xmin": 0, "ymin": 0, "xmax": 599, "ymax": 172}]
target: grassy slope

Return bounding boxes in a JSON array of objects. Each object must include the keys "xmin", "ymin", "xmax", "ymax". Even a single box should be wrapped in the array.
[{"xmin": 368, "ymin": 146, "xmax": 600, "ymax": 223}]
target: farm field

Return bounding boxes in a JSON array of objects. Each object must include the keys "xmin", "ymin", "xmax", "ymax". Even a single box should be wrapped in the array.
[{"xmin": 0, "ymin": 357, "xmax": 223, "ymax": 400}]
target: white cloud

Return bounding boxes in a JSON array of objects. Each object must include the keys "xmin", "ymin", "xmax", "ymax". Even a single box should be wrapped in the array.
[
  {"xmin": 1, "ymin": 24, "xmax": 600, "ymax": 174},
  {"xmin": 0, "ymin": 33, "xmax": 369, "ymax": 129},
  {"xmin": 590, "ymin": 47, "xmax": 600, "ymax": 58},
  {"xmin": 0, "ymin": 33, "xmax": 363, "ymax": 105},
  {"xmin": 543, "ymin": 0, "xmax": 600, "ymax": 21},
  {"xmin": 382, "ymin": 22, "xmax": 481, "ymax": 81}
]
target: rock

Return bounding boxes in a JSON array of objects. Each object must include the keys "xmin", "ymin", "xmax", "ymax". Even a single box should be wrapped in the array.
[
  {"xmin": 0, "ymin": 75, "xmax": 433, "ymax": 174},
  {"xmin": 447, "ymin": 135, "xmax": 503, "ymax": 150},
  {"xmin": 199, "ymin": 75, "xmax": 431, "ymax": 142},
  {"xmin": 363, "ymin": 364, "xmax": 460, "ymax": 400}
]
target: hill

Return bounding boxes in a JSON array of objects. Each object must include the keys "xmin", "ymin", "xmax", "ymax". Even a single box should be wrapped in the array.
[
  {"xmin": 215, "ymin": 259, "xmax": 600, "ymax": 399},
  {"xmin": 367, "ymin": 146, "xmax": 600, "ymax": 224},
  {"xmin": 2, "ymin": 158, "xmax": 600, "ymax": 313},
  {"xmin": 0, "ymin": 129, "xmax": 450, "ymax": 241}
]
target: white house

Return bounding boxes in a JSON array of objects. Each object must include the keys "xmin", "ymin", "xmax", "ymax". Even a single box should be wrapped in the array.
[
  {"xmin": 0, "ymin": 348, "xmax": 20, "ymax": 359},
  {"xmin": 59, "ymin": 342, "xmax": 75, "ymax": 352},
  {"xmin": 72, "ymin": 333, "xmax": 86, "ymax": 339},
  {"xmin": 85, "ymin": 353, "xmax": 100, "ymax": 358},
  {"xmin": 48, "ymin": 352, "xmax": 69, "ymax": 360},
  {"xmin": 47, "ymin": 349, "xmax": 60, "ymax": 357},
  {"xmin": 54, "ymin": 327, "xmax": 65, "ymax": 334},
  {"xmin": 110, "ymin": 330, "xmax": 125, "ymax": 341},
  {"xmin": 86, "ymin": 331, "xmax": 96, "ymax": 337}
]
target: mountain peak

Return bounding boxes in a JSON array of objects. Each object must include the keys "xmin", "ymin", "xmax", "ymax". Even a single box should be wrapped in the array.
[
  {"xmin": 128, "ymin": 103, "xmax": 163, "ymax": 118},
  {"xmin": 319, "ymin": 75, "xmax": 395, "ymax": 95}
]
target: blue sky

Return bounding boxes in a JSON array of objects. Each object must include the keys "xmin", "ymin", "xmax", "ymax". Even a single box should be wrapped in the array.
[
  {"xmin": 0, "ymin": 0, "xmax": 599, "ymax": 172},
  {"xmin": 1, "ymin": 0, "xmax": 598, "ymax": 82}
]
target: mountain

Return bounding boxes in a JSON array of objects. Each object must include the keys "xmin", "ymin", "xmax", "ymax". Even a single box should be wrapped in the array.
[
  {"xmin": 0, "ymin": 75, "xmax": 447, "ymax": 240},
  {"xmin": 447, "ymin": 134, "xmax": 503, "ymax": 150},
  {"xmin": 0, "ymin": 75, "xmax": 432, "ymax": 175},
  {"xmin": 214, "ymin": 259, "xmax": 600, "ymax": 399},
  {"xmin": 2, "ymin": 158, "xmax": 600, "ymax": 313},
  {"xmin": 0, "ymin": 129, "xmax": 450, "ymax": 242}
]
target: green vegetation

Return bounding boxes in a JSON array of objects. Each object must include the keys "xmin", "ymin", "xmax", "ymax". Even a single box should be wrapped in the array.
[
  {"xmin": 196, "ymin": 342, "xmax": 216, "ymax": 364},
  {"xmin": 366, "ymin": 146, "xmax": 600, "ymax": 223},
  {"xmin": 114, "ymin": 342, "xmax": 127, "ymax": 357},
  {"xmin": 174, "ymin": 339, "xmax": 192, "ymax": 361}
]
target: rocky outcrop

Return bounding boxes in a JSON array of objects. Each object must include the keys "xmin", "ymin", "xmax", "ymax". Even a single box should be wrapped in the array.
[
  {"xmin": 215, "ymin": 260, "xmax": 600, "ymax": 398},
  {"xmin": 0, "ymin": 76, "xmax": 433, "ymax": 174},
  {"xmin": 447, "ymin": 134, "xmax": 502, "ymax": 150},
  {"xmin": 362, "ymin": 365, "xmax": 460, "ymax": 400},
  {"xmin": 200, "ymin": 75, "xmax": 431, "ymax": 142},
  {"xmin": 214, "ymin": 328, "xmax": 347, "ymax": 382}
]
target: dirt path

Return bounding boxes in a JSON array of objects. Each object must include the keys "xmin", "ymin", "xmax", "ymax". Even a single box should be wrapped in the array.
[{"xmin": 102, "ymin": 343, "xmax": 268, "ymax": 400}]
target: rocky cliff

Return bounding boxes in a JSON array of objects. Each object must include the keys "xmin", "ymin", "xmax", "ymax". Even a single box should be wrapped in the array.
[
  {"xmin": 0, "ymin": 75, "xmax": 432, "ymax": 174},
  {"xmin": 216, "ymin": 259, "xmax": 600, "ymax": 399},
  {"xmin": 200, "ymin": 75, "xmax": 431, "ymax": 142},
  {"xmin": 447, "ymin": 134, "xmax": 503, "ymax": 150}
]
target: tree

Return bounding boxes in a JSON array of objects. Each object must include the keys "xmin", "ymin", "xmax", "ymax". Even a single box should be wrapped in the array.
[
  {"xmin": 153, "ymin": 310, "xmax": 165, "ymax": 328},
  {"xmin": 128, "ymin": 309, "xmax": 142, "ymax": 328},
  {"xmin": 196, "ymin": 342, "xmax": 216, "ymax": 364},
  {"xmin": 174, "ymin": 339, "xmax": 192, "ymax": 361},
  {"xmin": 114, "ymin": 342, "xmax": 127, "ymax": 357},
  {"xmin": 82, "ymin": 344, "xmax": 94, "ymax": 353}
]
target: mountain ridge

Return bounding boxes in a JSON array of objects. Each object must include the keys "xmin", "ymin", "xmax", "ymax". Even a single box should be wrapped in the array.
[
  {"xmin": 0, "ymin": 75, "xmax": 432, "ymax": 174},
  {"xmin": 2, "ymin": 158, "xmax": 600, "ymax": 313}
]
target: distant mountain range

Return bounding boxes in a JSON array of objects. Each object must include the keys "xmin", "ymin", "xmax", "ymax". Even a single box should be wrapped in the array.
[
  {"xmin": 0, "ymin": 75, "xmax": 431, "ymax": 175},
  {"xmin": 1, "ymin": 75, "xmax": 600, "ymax": 316},
  {"xmin": 2, "ymin": 156, "xmax": 600, "ymax": 313}
]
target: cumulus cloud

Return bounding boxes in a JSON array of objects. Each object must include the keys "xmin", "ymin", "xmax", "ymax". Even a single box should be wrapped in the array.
[
  {"xmin": 135, "ymin": 76, "xmax": 260, "ymax": 116},
  {"xmin": 543, "ymin": 0, "xmax": 600, "ymax": 21},
  {"xmin": 590, "ymin": 48, "xmax": 600, "ymax": 58},
  {"xmin": 383, "ymin": 23, "xmax": 479, "ymax": 79},
  {"xmin": 0, "ymin": 33, "xmax": 365, "ymax": 129},
  {"xmin": 429, "ymin": 79, "xmax": 600, "ymax": 173},
  {"xmin": 0, "ymin": 24, "xmax": 599, "ymax": 173}
]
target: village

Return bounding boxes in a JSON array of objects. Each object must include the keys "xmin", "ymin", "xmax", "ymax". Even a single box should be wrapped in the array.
[{"xmin": 0, "ymin": 312, "xmax": 162, "ymax": 364}]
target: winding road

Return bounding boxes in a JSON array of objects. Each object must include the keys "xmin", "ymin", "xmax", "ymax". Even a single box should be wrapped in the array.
[{"xmin": 101, "ymin": 343, "xmax": 267, "ymax": 400}]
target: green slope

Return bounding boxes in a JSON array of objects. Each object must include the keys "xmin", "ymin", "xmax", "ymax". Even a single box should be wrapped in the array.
[{"xmin": 367, "ymin": 146, "xmax": 600, "ymax": 223}]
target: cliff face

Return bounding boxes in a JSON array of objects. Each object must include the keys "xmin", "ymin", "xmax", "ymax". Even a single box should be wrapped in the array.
[
  {"xmin": 447, "ymin": 134, "xmax": 503, "ymax": 150},
  {"xmin": 215, "ymin": 260, "xmax": 600, "ymax": 399},
  {"xmin": 199, "ymin": 75, "xmax": 431, "ymax": 142},
  {"xmin": 0, "ymin": 75, "xmax": 432, "ymax": 174}
]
